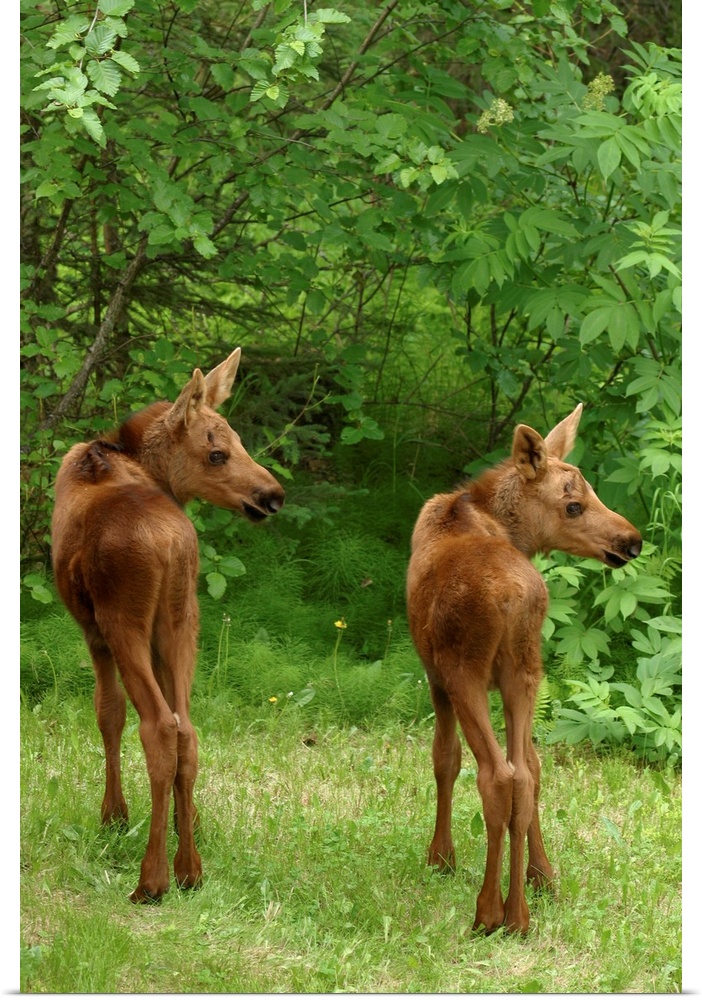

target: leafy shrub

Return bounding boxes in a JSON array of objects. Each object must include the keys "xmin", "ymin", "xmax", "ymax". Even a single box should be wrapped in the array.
[{"xmin": 547, "ymin": 616, "xmax": 681, "ymax": 766}]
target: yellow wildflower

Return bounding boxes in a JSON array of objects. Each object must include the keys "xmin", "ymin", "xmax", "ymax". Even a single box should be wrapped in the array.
[{"xmin": 269, "ymin": 696, "xmax": 278, "ymax": 703}]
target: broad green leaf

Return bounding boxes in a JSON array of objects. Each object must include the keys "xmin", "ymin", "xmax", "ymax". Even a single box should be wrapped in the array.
[
  {"xmin": 84, "ymin": 23, "xmax": 118, "ymax": 56},
  {"xmin": 193, "ymin": 235, "xmax": 218, "ymax": 258},
  {"xmin": 219, "ymin": 556, "xmax": 246, "ymax": 578},
  {"xmin": 310, "ymin": 9, "xmax": 351, "ymax": 23},
  {"xmin": 250, "ymin": 79, "xmax": 271, "ymax": 102},
  {"xmin": 597, "ymin": 136, "xmax": 621, "ymax": 180},
  {"xmin": 206, "ymin": 572, "xmax": 227, "ymax": 600},
  {"xmin": 86, "ymin": 59, "xmax": 122, "ymax": 97},
  {"xmin": 607, "ymin": 301, "xmax": 639, "ymax": 352},
  {"xmin": 470, "ymin": 811, "xmax": 484, "ymax": 837},
  {"xmin": 273, "ymin": 44, "xmax": 299, "ymax": 72},
  {"xmin": 80, "ymin": 107, "xmax": 106, "ymax": 147},
  {"xmin": 614, "ymin": 132, "xmax": 640, "ymax": 170},
  {"xmin": 615, "ymin": 251, "xmax": 648, "ymax": 271},
  {"xmin": 619, "ymin": 591, "xmax": 637, "ymax": 619},
  {"xmin": 111, "ymin": 49, "xmax": 140, "ymax": 75},
  {"xmin": 98, "ymin": 0, "xmax": 135, "ymax": 13},
  {"xmin": 519, "ymin": 207, "xmax": 579, "ymax": 238},
  {"xmin": 579, "ymin": 305, "xmax": 612, "ymax": 345},
  {"xmin": 430, "ymin": 164, "xmax": 448, "ymax": 185},
  {"xmin": 617, "ymin": 706, "xmax": 650, "ymax": 736},
  {"xmin": 47, "ymin": 15, "xmax": 90, "ymax": 49}
]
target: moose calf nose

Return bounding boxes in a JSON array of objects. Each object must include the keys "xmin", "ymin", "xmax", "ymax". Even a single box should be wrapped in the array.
[
  {"xmin": 627, "ymin": 538, "xmax": 643, "ymax": 560},
  {"xmin": 259, "ymin": 489, "xmax": 284, "ymax": 515}
]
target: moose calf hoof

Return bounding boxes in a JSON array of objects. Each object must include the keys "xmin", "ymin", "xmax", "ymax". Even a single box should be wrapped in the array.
[
  {"xmin": 174, "ymin": 846, "xmax": 202, "ymax": 890},
  {"xmin": 503, "ymin": 915, "xmax": 529, "ymax": 935},
  {"xmin": 129, "ymin": 883, "xmax": 168, "ymax": 904},
  {"xmin": 428, "ymin": 847, "xmax": 456, "ymax": 874},
  {"xmin": 473, "ymin": 899, "xmax": 505, "ymax": 935},
  {"xmin": 101, "ymin": 803, "xmax": 129, "ymax": 827},
  {"xmin": 527, "ymin": 865, "xmax": 555, "ymax": 894},
  {"xmin": 175, "ymin": 871, "xmax": 203, "ymax": 892}
]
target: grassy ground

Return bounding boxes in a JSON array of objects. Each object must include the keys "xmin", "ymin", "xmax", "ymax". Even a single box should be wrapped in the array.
[{"xmin": 20, "ymin": 694, "xmax": 682, "ymax": 994}]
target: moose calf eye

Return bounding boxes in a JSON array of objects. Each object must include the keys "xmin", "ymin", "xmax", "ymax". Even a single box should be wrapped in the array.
[
  {"xmin": 209, "ymin": 451, "xmax": 226, "ymax": 466},
  {"xmin": 566, "ymin": 502, "xmax": 582, "ymax": 517}
]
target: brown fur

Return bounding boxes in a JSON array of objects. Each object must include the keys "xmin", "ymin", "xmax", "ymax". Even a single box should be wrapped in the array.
[
  {"xmin": 51, "ymin": 349, "xmax": 285, "ymax": 903},
  {"xmin": 406, "ymin": 404, "xmax": 642, "ymax": 933}
]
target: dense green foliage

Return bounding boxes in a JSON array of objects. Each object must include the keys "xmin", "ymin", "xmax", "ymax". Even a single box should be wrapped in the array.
[{"xmin": 20, "ymin": 0, "xmax": 682, "ymax": 762}]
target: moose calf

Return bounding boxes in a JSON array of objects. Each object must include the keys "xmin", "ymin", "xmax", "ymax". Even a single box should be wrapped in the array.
[
  {"xmin": 406, "ymin": 404, "xmax": 642, "ymax": 933},
  {"xmin": 51, "ymin": 348, "xmax": 284, "ymax": 902}
]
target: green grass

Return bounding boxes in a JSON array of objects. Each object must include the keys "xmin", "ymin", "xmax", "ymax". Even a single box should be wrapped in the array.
[{"xmin": 20, "ymin": 695, "xmax": 682, "ymax": 993}]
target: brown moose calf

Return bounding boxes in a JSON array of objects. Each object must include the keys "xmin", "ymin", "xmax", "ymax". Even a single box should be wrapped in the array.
[
  {"xmin": 406, "ymin": 404, "xmax": 642, "ymax": 933},
  {"xmin": 51, "ymin": 348, "xmax": 284, "ymax": 902}
]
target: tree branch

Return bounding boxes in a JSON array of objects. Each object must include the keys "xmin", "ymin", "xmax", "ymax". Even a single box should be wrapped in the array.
[{"xmin": 39, "ymin": 233, "xmax": 150, "ymax": 431}]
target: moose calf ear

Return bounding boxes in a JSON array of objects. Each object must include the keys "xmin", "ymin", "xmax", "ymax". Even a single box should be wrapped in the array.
[
  {"xmin": 204, "ymin": 347, "xmax": 242, "ymax": 410},
  {"xmin": 543, "ymin": 402, "xmax": 583, "ymax": 461},
  {"xmin": 165, "ymin": 369, "xmax": 207, "ymax": 431},
  {"xmin": 512, "ymin": 425, "xmax": 548, "ymax": 481}
]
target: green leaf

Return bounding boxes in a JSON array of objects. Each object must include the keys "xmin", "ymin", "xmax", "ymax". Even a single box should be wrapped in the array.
[
  {"xmin": 615, "ymin": 251, "xmax": 649, "ymax": 271},
  {"xmin": 309, "ymin": 8, "xmax": 351, "ymax": 23},
  {"xmin": 206, "ymin": 572, "xmax": 227, "ymax": 600},
  {"xmin": 98, "ymin": 0, "xmax": 135, "ymax": 13},
  {"xmin": 579, "ymin": 305, "xmax": 612, "ymax": 345},
  {"xmin": 85, "ymin": 23, "xmax": 119, "ymax": 56},
  {"xmin": 645, "ymin": 616, "xmax": 682, "ymax": 635},
  {"xmin": 193, "ymin": 235, "xmax": 218, "ymax": 258},
  {"xmin": 616, "ymin": 706, "xmax": 648, "ymax": 736},
  {"xmin": 619, "ymin": 591, "xmax": 637, "ymax": 619},
  {"xmin": 273, "ymin": 43, "xmax": 299, "ymax": 72},
  {"xmin": 600, "ymin": 816, "xmax": 624, "ymax": 845},
  {"xmin": 110, "ymin": 49, "xmax": 140, "ymax": 75},
  {"xmin": 80, "ymin": 107, "xmax": 106, "ymax": 146},
  {"xmin": 47, "ymin": 15, "xmax": 90, "ymax": 49},
  {"xmin": 519, "ymin": 207, "xmax": 579, "ymax": 238},
  {"xmin": 293, "ymin": 687, "xmax": 316, "ymax": 707},
  {"xmin": 470, "ymin": 811, "xmax": 484, "ymax": 837},
  {"xmin": 608, "ymin": 301, "xmax": 640, "ymax": 352},
  {"xmin": 250, "ymin": 79, "xmax": 271, "ymax": 102},
  {"xmin": 218, "ymin": 556, "xmax": 246, "ymax": 578},
  {"xmin": 597, "ymin": 137, "xmax": 621, "ymax": 180},
  {"xmin": 86, "ymin": 59, "xmax": 122, "ymax": 97}
]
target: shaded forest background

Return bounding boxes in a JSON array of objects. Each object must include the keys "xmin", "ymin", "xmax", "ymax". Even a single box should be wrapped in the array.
[{"xmin": 20, "ymin": 0, "xmax": 682, "ymax": 762}]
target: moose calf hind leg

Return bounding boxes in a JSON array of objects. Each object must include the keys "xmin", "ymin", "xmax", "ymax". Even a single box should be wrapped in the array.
[
  {"xmin": 172, "ymin": 719, "xmax": 203, "ymax": 891},
  {"xmin": 427, "ymin": 683, "xmax": 462, "ymax": 873},
  {"xmin": 473, "ymin": 761, "xmax": 514, "ymax": 933},
  {"xmin": 525, "ymin": 743, "xmax": 555, "ymax": 891},
  {"xmin": 502, "ymin": 762, "xmax": 535, "ymax": 934},
  {"xmin": 128, "ymin": 710, "xmax": 180, "ymax": 903},
  {"xmin": 90, "ymin": 644, "xmax": 129, "ymax": 826}
]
